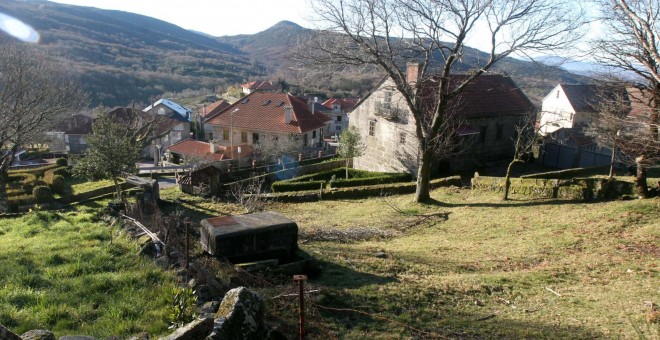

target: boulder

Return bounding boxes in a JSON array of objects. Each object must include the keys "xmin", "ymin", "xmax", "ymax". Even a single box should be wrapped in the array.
[
  {"xmin": 0, "ymin": 324, "xmax": 21, "ymax": 340},
  {"xmin": 59, "ymin": 336, "xmax": 98, "ymax": 340},
  {"xmin": 209, "ymin": 287, "xmax": 266, "ymax": 340},
  {"xmin": 159, "ymin": 317, "xmax": 214, "ymax": 340},
  {"xmin": 20, "ymin": 329, "xmax": 55, "ymax": 340},
  {"xmin": 199, "ymin": 301, "xmax": 220, "ymax": 314}
]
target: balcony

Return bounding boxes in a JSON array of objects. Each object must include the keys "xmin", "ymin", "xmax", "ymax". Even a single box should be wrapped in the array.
[{"xmin": 374, "ymin": 102, "xmax": 405, "ymax": 121}]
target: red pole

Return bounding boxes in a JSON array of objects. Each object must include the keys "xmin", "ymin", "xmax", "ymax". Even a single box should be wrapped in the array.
[{"xmin": 294, "ymin": 275, "xmax": 308, "ymax": 339}]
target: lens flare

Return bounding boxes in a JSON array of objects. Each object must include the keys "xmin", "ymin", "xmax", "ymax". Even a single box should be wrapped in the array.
[{"xmin": 0, "ymin": 12, "xmax": 39, "ymax": 43}]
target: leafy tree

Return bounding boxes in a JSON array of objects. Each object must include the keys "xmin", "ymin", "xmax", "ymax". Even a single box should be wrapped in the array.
[
  {"xmin": 0, "ymin": 41, "xmax": 86, "ymax": 212},
  {"xmin": 338, "ymin": 126, "xmax": 366, "ymax": 179},
  {"xmin": 297, "ymin": 0, "xmax": 586, "ymax": 202},
  {"xmin": 73, "ymin": 112, "xmax": 141, "ymax": 200}
]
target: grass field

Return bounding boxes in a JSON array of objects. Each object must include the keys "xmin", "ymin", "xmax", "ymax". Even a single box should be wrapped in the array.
[
  {"xmin": 162, "ymin": 186, "xmax": 660, "ymax": 339},
  {"xmin": 0, "ymin": 207, "xmax": 177, "ymax": 338}
]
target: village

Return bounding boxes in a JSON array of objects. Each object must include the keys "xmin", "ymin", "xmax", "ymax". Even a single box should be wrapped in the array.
[{"xmin": 1, "ymin": 0, "xmax": 659, "ymax": 339}]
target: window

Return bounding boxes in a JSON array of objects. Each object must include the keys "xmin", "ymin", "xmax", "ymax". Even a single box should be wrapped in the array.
[
  {"xmin": 399, "ymin": 133, "xmax": 406, "ymax": 144},
  {"xmin": 369, "ymin": 120, "xmax": 376, "ymax": 136},
  {"xmin": 479, "ymin": 126, "xmax": 487, "ymax": 143},
  {"xmin": 336, "ymin": 116, "xmax": 342, "ymax": 122},
  {"xmin": 252, "ymin": 133, "xmax": 259, "ymax": 144},
  {"xmin": 208, "ymin": 132, "xmax": 213, "ymax": 141},
  {"xmin": 223, "ymin": 129, "xmax": 229, "ymax": 141},
  {"xmin": 336, "ymin": 126, "xmax": 342, "ymax": 131},
  {"xmin": 556, "ymin": 90, "xmax": 560, "ymax": 99},
  {"xmin": 312, "ymin": 130, "xmax": 317, "ymax": 138},
  {"xmin": 495, "ymin": 124, "xmax": 503, "ymax": 141},
  {"xmin": 241, "ymin": 131, "xmax": 248, "ymax": 143},
  {"xmin": 384, "ymin": 91, "xmax": 392, "ymax": 104}
]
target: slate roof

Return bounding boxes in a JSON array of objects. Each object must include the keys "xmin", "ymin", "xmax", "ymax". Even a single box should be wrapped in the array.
[
  {"xmin": 241, "ymin": 81, "xmax": 279, "ymax": 92},
  {"xmin": 108, "ymin": 107, "xmax": 184, "ymax": 136},
  {"xmin": 558, "ymin": 84, "xmax": 599, "ymax": 113},
  {"xmin": 143, "ymin": 98, "xmax": 192, "ymax": 118},
  {"xmin": 204, "ymin": 92, "xmax": 329, "ymax": 134}
]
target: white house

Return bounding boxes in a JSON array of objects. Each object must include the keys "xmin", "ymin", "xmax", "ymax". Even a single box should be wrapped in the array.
[{"xmin": 539, "ymin": 84, "xmax": 599, "ymax": 136}]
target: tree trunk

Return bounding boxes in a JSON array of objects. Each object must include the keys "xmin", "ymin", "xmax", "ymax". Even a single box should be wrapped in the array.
[
  {"xmin": 345, "ymin": 159, "xmax": 349, "ymax": 179},
  {"xmin": 414, "ymin": 147, "xmax": 433, "ymax": 203},
  {"xmin": 635, "ymin": 156, "xmax": 649, "ymax": 198},
  {"xmin": 608, "ymin": 142, "xmax": 617, "ymax": 178},
  {"xmin": 0, "ymin": 145, "xmax": 18, "ymax": 213},
  {"xmin": 112, "ymin": 176, "xmax": 122, "ymax": 202},
  {"xmin": 503, "ymin": 160, "xmax": 516, "ymax": 200}
]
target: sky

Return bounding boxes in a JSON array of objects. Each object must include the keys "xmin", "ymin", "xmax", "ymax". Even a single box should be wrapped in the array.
[{"xmin": 47, "ymin": 0, "xmax": 314, "ymax": 36}]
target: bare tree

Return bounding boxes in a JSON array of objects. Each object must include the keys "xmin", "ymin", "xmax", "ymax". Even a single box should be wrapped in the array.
[
  {"xmin": 297, "ymin": 0, "xmax": 586, "ymax": 202},
  {"xmin": 583, "ymin": 86, "xmax": 631, "ymax": 178},
  {"xmin": 0, "ymin": 41, "xmax": 86, "ymax": 211},
  {"xmin": 253, "ymin": 137, "xmax": 300, "ymax": 169},
  {"xmin": 594, "ymin": 0, "xmax": 660, "ymax": 197},
  {"xmin": 229, "ymin": 176, "xmax": 267, "ymax": 213},
  {"xmin": 503, "ymin": 110, "xmax": 538, "ymax": 200}
]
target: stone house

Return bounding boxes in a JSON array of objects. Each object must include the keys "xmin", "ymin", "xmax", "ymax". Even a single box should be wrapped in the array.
[
  {"xmin": 141, "ymin": 99, "xmax": 192, "ymax": 161},
  {"xmin": 321, "ymin": 98, "xmax": 358, "ymax": 137},
  {"xmin": 349, "ymin": 64, "xmax": 534, "ymax": 175},
  {"xmin": 240, "ymin": 81, "xmax": 280, "ymax": 95}
]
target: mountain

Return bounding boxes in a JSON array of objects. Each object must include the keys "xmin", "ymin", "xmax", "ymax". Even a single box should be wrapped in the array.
[
  {"xmin": 0, "ymin": 0, "xmax": 263, "ymax": 107},
  {"xmin": 0, "ymin": 0, "xmax": 590, "ymax": 107},
  {"xmin": 218, "ymin": 21, "xmax": 592, "ymax": 105}
]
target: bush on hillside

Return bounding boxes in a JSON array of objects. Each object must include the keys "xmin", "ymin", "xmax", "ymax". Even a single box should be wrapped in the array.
[
  {"xmin": 32, "ymin": 185, "xmax": 53, "ymax": 203},
  {"xmin": 55, "ymin": 158, "xmax": 68, "ymax": 166},
  {"xmin": 49, "ymin": 175, "xmax": 66, "ymax": 195}
]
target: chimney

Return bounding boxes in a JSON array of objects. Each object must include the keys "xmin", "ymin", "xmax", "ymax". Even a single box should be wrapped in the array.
[
  {"xmin": 308, "ymin": 98, "xmax": 314, "ymax": 114},
  {"xmin": 210, "ymin": 141, "xmax": 216, "ymax": 154},
  {"xmin": 406, "ymin": 62, "xmax": 420, "ymax": 85},
  {"xmin": 284, "ymin": 105, "xmax": 293, "ymax": 124}
]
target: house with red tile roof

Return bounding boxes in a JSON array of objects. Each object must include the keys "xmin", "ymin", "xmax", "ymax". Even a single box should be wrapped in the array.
[
  {"xmin": 203, "ymin": 92, "xmax": 329, "ymax": 157},
  {"xmin": 197, "ymin": 99, "xmax": 231, "ymax": 119},
  {"xmin": 322, "ymin": 98, "xmax": 359, "ymax": 137},
  {"xmin": 165, "ymin": 139, "xmax": 253, "ymax": 165},
  {"xmin": 350, "ymin": 65, "xmax": 533, "ymax": 174},
  {"xmin": 240, "ymin": 81, "xmax": 280, "ymax": 95}
]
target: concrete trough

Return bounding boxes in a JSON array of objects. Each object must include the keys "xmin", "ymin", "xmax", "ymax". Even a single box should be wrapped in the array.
[{"xmin": 200, "ymin": 211, "xmax": 298, "ymax": 263}]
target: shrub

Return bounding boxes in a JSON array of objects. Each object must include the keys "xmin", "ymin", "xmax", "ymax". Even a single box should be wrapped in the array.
[
  {"xmin": 44, "ymin": 166, "xmax": 69, "ymax": 184},
  {"xmin": 55, "ymin": 158, "xmax": 68, "ymax": 166},
  {"xmin": 32, "ymin": 185, "xmax": 52, "ymax": 203},
  {"xmin": 8, "ymin": 194, "xmax": 36, "ymax": 209},
  {"xmin": 271, "ymin": 180, "xmax": 326, "ymax": 192},
  {"xmin": 8, "ymin": 172, "xmax": 37, "ymax": 184},
  {"xmin": 49, "ymin": 175, "xmax": 66, "ymax": 195}
]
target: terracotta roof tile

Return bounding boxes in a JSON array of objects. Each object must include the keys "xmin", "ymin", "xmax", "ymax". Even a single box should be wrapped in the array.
[
  {"xmin": 421, "ymin": 74, "xmax": 533, "ymax": 117},
  {"xmin": 322, "ymin": 98, "xmax": 359, "ymax": 111},
  {"xmin": 198, "ymin": 99, "xmax": 231, "ymax": 118},
  {"xmin": 204, "ymin": 92, "xmax": 328, "ymax": 134},
  {"xmin": 166, "ymin": 139, "xmax": 226, "ymax": 161}
]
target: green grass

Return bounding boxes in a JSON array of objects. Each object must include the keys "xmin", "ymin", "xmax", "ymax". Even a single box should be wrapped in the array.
[
  {"xmin": 161, "ymin": 186, "xmax": 659, "ymax": 338},
  {"xmin": 0, "ymin": 210, "xmax": 177, "ymax": 338},
  {"xmin": 69, "ymin": 178, "xmax": 116, "ymax": 195}
]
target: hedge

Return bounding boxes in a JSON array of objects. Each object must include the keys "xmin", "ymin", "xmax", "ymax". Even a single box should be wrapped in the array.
[
  {"xmin": 268, "ymin": 176, "xmax": 462, "ymax": 201},
  {"xmin": 8, "ymin": 172, "xmax": 37, "ymax": 184},
  {"xmin": 43, "ymin": 166, "xmax": 69, "ymax": 184},
  {"xmin": 521, "ymin": 166, "xmax": 609, "ymax": 179},
  {"xmin": 329, "ymin": 173, "xmax": 413, "ymax": 188},
  {"xmin": 471, "ymin": 175, "xmax": 635, "ymax": 200},
  {"xmin": 272, "ymin": 180, "xmax": 326, "ymax": 192},
  {"xmin": 8, "ymin": 163, "xmax": 61, "ymax": 177},
  {"xmin": 285, "ymin": 168, "xmax": 398, "ymax": 183}
]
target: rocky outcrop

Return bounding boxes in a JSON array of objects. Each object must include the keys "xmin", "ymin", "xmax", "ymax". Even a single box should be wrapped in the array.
[
  {"xmin": 159, "ymin": 317, "xmax": 214, "ymax": 340},
  {"xmin": 20, "ymin": 329, "xmax": 55, "ymax": 340},
  {"xmin": 209, "ymin": 287, "xmax": 267, "ymax": 340},
  {"xmin": 0, "ymin": 324, "xmax": 21, "ymax": 340}
]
